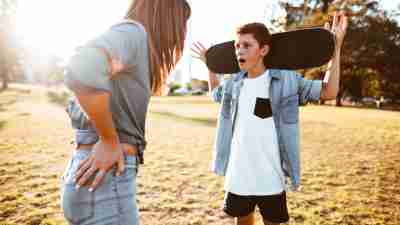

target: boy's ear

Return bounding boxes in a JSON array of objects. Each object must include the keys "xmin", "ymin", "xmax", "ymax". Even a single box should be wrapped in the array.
[{"xmin": 261, "ymin": 44, "xmax": 270, "ymax": 57}]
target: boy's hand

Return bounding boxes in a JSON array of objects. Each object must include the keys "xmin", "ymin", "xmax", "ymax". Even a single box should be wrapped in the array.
[
  {"xmin": 191, "ymin": 41, "xmax": 220, "ymax": 92},
  {"xmin": 191, "ymin": 42, "xmax": 208, "ymax": 64},
  {"xmin": 325, "ymin": 12, "xmax": 348, "ymax": 50}
]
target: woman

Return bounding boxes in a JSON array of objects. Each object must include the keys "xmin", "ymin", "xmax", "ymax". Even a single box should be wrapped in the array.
[{"xmin": 61, "ymin": 1, "xmax": 191, "ymax": 225}]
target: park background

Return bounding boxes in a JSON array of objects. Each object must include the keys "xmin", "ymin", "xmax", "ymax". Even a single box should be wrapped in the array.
[{"xmin": 0, "ymin": 0, "xmax": 399, "ymax": 224}]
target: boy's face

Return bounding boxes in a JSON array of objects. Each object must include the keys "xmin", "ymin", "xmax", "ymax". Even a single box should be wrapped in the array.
[{"xmin": 234, "ymin": 33, "xmax": 269, "ymax": 72}]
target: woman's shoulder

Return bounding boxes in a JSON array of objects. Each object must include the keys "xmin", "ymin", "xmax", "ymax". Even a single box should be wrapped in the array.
[
  {"xmin": 110, "ymin": 19, "xmax": 147, "ymax": 37},
  {"xmin": 87, "ymin": 19, "xmax": 147, "ymax": 52}
]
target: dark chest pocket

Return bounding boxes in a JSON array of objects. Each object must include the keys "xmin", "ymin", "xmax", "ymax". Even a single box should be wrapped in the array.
[{"xmin": 254, "ymin": 97, "xmax": 273, "ymax": 119}]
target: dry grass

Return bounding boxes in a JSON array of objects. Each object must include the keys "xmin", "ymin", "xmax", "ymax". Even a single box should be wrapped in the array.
[{"xmin": 0, "ymin": 84, "xmax": 399, "ymax": 225}]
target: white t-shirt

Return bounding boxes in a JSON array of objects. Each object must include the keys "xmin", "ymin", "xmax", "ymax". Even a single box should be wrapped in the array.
[{"xmin": 224, "ymin": 70, "xmax": 285, "ymax": 196}]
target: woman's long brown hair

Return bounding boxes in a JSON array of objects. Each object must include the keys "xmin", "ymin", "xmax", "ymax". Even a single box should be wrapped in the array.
[{"xmin": 125, "ymin": 0, "xmax": 191, "ymax": 95}]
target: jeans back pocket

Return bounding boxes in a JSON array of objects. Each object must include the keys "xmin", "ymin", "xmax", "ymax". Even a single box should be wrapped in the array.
[
  {"xmin": 61, "ymin": 152, "xmax": 95, "ymax": 224},
  {"xmin": 61, "ymin": 184, "xmax": 94, "ymax": 224}
]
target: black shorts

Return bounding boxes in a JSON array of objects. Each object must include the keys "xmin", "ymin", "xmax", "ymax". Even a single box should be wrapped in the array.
[{"xmin": 223, "ymin": 191, "xmax": 289, "ymax": 224}]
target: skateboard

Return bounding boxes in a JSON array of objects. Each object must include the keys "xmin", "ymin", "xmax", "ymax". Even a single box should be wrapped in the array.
[{"xmin": 205, "ymin": 28, "xmax": 336, "ymax": 74}]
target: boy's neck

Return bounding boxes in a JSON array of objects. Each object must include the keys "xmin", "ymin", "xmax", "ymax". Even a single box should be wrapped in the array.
[{"xmin": 247, "ymin": 61, "xmax": 267, "ymax": 79}]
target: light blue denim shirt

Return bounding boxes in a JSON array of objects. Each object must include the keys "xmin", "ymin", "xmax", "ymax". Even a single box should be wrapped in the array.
[{"xmin": 211, "ymin": 69, "xmax": 322, "ymax": 191}]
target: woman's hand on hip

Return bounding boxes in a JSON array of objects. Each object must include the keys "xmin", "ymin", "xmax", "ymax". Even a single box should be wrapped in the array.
[{"xmin": 74, "ymin": 139, "xmax": 125, "ymax": 192}]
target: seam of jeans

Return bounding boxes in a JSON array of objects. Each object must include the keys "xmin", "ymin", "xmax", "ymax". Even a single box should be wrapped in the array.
[{"xmin": 113, "ymin": 176, "xmax": 123, "ymax": 225}]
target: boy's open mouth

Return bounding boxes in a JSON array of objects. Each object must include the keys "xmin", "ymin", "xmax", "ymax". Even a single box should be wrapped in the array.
[{"xmin": 238, "ymin": 58, "xmax": 246, "ymax": 64}]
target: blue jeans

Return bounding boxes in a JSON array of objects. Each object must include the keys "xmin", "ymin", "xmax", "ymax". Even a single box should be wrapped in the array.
[{"xmin": 60, "ymin": 149, "xmax": 139, "ymax": 225}]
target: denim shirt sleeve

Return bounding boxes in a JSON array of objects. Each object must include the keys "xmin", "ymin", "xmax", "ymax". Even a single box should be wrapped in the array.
[
  {"xmin": 211, "ymin": 84, "xmax": 223, "ymax": 103},
  {"xmin": 296, "ymin": 72, "xmax": 323, "ymax": 104},
  {"xmin": 211, "ymin": 75, "xmax": 226, "ymax": 103},
  {"xmin": 64, "ymin": 23, "xmax": 140, "ymax": 92}
]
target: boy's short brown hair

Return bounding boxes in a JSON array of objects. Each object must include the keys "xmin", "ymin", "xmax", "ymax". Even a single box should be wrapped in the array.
[{"xmin": 236, "ymin": 23, "xmax": 272, "ymax": 47}]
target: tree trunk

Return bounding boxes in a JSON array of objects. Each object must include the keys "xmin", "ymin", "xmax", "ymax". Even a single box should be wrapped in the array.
[
  {"xmin": 1, "ymin": 72, "xmax": 8, "ymax": 90},
  {"xmin": 322, "ymin": 0, "xmax": 333, "ymax": 14},
  {"xmin": 336, "ymin": 91, "xmax": 343, "ymax": 106},
  {"xmin": 303, "ymin": 0, "xmax": 309, "ymax": 17}
]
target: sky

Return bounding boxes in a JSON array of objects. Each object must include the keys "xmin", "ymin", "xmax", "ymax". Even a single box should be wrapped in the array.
[{"xmin": 15, "ymin": 0, "xmax": 399, "ymax": 82}]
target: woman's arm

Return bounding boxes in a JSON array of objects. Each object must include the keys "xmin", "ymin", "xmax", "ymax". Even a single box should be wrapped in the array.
[
  {"xmin": 65, "ymin": 51, "xmax": 125, "ymax": 192},
  {"xmin": 64, "ymin": 24, "xmax": 138, "ymax": 191}
]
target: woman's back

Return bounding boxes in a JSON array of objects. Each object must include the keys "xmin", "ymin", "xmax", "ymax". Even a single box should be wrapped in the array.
[{"xmin": 65, "ymin": 21, "xmax": 151, "ymax": 158}]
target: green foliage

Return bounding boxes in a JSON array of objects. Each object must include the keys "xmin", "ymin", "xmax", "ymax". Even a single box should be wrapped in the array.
[
  {"xmin": 186, "ymin": 82, "xmax": 192, "ymax": 91},
  {"xmin": 47, "ymin": 90, "xmax": 71, "ymax": 107},
  {"xmin": 169, "ymin": 82, "xmax": 182, "ymax": 94},
  {"xmin": 48, "ymin": 71, "xmax": 64, "ymax": 83},
  {"xmin": 283, "ymin": 0, "xmax": 400, "ymax": 103}
]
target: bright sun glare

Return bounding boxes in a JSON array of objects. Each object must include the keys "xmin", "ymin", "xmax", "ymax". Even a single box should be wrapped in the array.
[
  {"xmin": 14, "ymin": 0, "xmax": 287, "ymax": 82},
  {"xmin": 16, "ymin": 0, "xmax": 129, "ymax": 59},
  {"xmin": 14, "ymin": 0, "xmax": 396, "ymax": 82}
]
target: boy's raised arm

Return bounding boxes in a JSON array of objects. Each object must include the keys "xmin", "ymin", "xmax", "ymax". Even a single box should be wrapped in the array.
[{"xmin": 191, "ymin": 41, "xmax": 223, "ymax": 102}]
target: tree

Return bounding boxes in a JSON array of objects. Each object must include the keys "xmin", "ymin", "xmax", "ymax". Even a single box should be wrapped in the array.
[
  {"xmin": 0, "ymin": 0, "xmax": 18, "ymax": 90},
  {"xmin": 339, "ymin": 7, "xmax": 400, "ymax": 101},
  {"xmin": 281, "ymin": 0, "xmax": 400, "ymax": 106},
  {"xmin": 169, "ymin": 82, "xmax": 182, "ymax": 94}
]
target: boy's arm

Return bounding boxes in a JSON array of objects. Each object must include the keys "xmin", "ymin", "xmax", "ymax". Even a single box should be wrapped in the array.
[
  {"xmin": 208, "ymin": 71, "xmax": 224, "ymax": 103},
  {"xmin": 191, "ymin": 42, "xmax": 223, "ymax": 103},
  {"xmin": 297, "ymin": 49, "xmax": 340, "ymax": 103},
  {"xmin": 298, "ymin": 12, "xmax": 348, "ymax": 103},
  {"xmin": 320, "ymin": 13, "xmax": 348, "ymax": 100},
  {"xmin": 320, "ymin": 48, "xmax": 340, "ymax": 100},
  {"xmin": 208, "ymin": 70, "xmax": 220, "ymax": 93}
]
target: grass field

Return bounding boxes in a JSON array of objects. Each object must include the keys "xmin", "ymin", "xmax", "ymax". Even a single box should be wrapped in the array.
[{"xmin": 0, "ymin": 84, "xmax": 399, "ymax": 225}]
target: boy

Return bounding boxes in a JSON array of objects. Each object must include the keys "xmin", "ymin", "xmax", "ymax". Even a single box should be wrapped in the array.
[{"xmin": 191, "ymin": 13, "xmax": 347, "ymax": 225}]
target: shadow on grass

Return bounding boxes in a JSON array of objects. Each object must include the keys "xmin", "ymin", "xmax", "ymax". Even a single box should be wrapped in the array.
[
  {"xmin": 150, "ymin": 111, "xmax": 217, "ymax": 127},
  {"xmin": 18, "ymin": 113, "xmax": 31, "ymax": 117},
  {"xmin": 310, "ymin": 103, "xmax": 400, "ymax": 112},
  {"xmin": 0, "ymin": 121, "xmax": 6, "ymax": 131},
  {"xmin": 0, "ymin": 99, "xmax": 17, "ymax": 112},
  {"xmin": 47, "ymin": 91, "xmax": 70, "ymax": 107},
  {"xmin": 151, "ymin": 99, "xmax": 214, "ymax": 105}
]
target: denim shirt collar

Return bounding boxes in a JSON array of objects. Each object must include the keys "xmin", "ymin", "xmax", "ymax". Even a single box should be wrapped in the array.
[{"xmin": 235, "ymin": 69, "xmax": 281, "ymax": 82}]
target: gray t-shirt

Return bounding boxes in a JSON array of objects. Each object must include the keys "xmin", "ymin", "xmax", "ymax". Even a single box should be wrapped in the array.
[{"xmin": 64, "ymin": 20, "xmax": 151, "ymax": 163}]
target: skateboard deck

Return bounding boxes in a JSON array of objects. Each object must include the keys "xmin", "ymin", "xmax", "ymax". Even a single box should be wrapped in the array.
[{"xmin": 205, "ymin": 28, "xmax": 336, "ymax": 74}]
